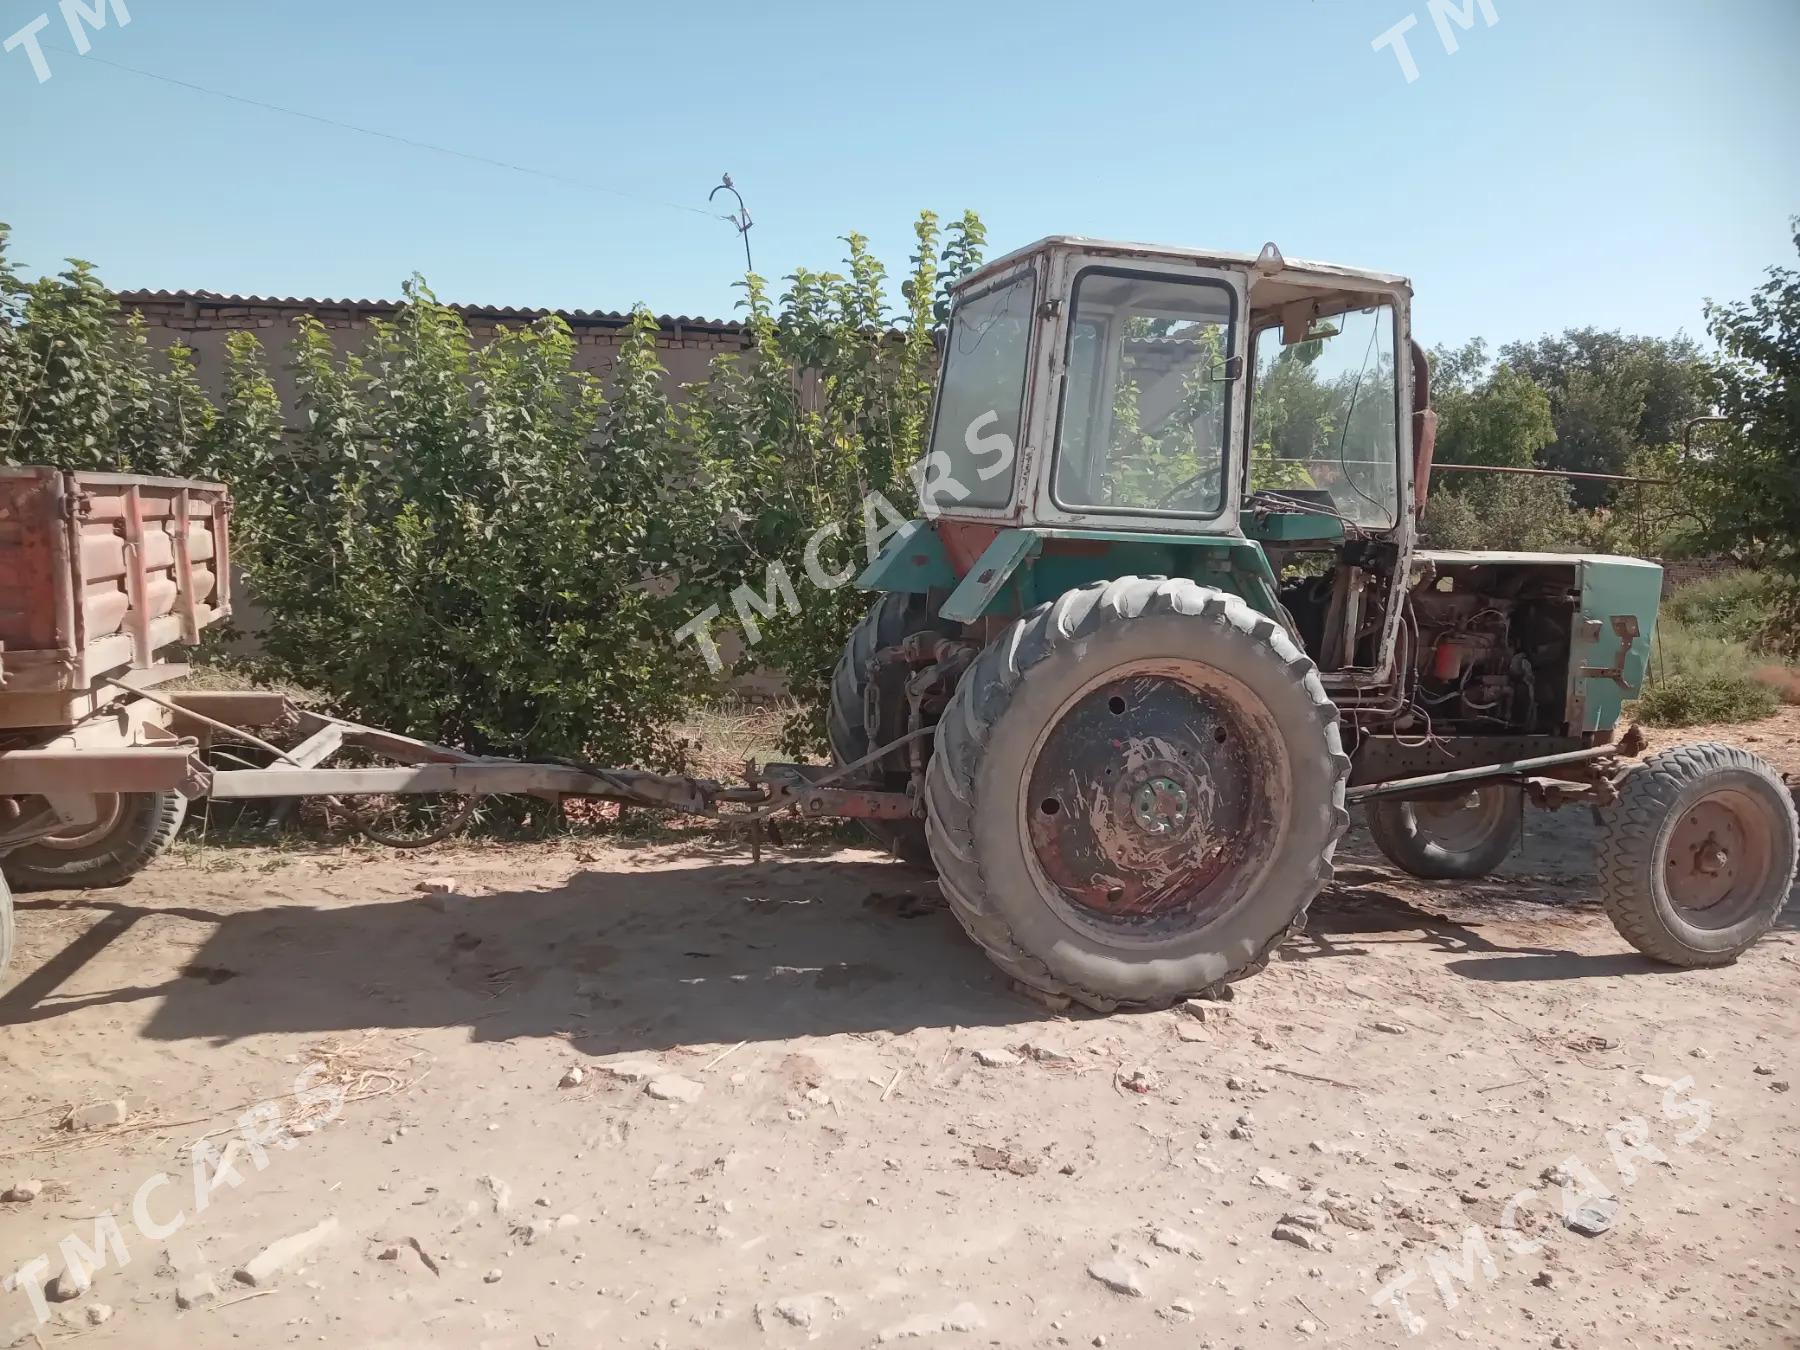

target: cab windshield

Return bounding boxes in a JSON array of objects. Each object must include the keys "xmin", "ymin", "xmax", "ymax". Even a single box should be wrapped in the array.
[
  {"xmin": 923, "ymin": 270, "xmax": 1034, "ymax": 511},
  {"xmin": 1248, "ymin": 305, "xmax": 1400, "ymax": 529},
  {"xmin": 1053, "ymin": 269, "xmax": 1235, "ymax": 517}
]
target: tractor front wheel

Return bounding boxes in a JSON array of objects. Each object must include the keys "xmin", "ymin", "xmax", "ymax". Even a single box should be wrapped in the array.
[
  {"xmin": 1367, "ymin": 785, "xmax": 1521, "ymax": 880},
  {"xmin": 1597, "ymin": 743, "xmax": 1797, "ymax": 967},
  {"xmin": 924, "ymin": 578, "xmax": 1350, "ymax": 1011}
]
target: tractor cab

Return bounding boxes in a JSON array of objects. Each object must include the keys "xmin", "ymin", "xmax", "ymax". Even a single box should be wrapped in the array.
[{"xmin": 876, "ymin": 237, "xmax": 1429, "ymax": 692}]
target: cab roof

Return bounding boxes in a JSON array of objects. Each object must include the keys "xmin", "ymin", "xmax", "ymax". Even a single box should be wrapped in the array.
[{"xmin": 958, "ymin": 235, "xmax": 1411, "ymax": 297}]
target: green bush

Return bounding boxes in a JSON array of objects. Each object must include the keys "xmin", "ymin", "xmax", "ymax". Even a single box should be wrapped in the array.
[
  {"xmin": 1420, "ymin": 471, "xmax": 1583, "ymax": 552},
  {"xmin": 1664, "ymin": 571, "xmax": 1777, "ymax": 644},
  {"xmin": 0, "ymin": 215, "xmax": 987, "ymax": 769},
  {"xmin": 1633, "ymin": 618, "xmax": 1780, "ymax": 727}
]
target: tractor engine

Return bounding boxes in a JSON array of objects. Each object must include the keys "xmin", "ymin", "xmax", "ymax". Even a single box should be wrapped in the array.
[
  {"xmin": 1410, "ymin": 591, "xmax": 1532, "ymax": 730},
  {"xmin": 1403, "ymin": 563, "xmax": 1584, "ymax": 736}
]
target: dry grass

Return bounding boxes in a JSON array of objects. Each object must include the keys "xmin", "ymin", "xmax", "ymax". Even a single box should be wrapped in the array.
[
  {"xmin": 1754, "ymin": 664, "xmax": 1800, "ymax": 706},
  {"xmin": 671, "ymin": 697, "xmax": 802, "ymax": 779}
]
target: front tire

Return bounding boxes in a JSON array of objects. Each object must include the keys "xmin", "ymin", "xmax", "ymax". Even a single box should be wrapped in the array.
[
  {"xmin": 2, "ymin": 791, "xmax": 188, "ymax": 891},
  {"xmin": 1597, "ymin": 743, "xmax": 1797, "ymax": 967},
  {"xmin": 1367, "ymin": 785, "xmax": 1521, "ymax": 880},
  {"xmin": 924, "ymin": 578, "xmax": 1350, "ymax": 1011}
]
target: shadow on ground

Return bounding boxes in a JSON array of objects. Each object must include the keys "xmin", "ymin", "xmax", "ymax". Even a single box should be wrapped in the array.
[
  {"xmin": 3, "ymin": 859, "xmax": 1035, "ymax": 1053},
  {"xmin": 6, "ymin": 810, "xmax": 1795, "ymax": 1051}
]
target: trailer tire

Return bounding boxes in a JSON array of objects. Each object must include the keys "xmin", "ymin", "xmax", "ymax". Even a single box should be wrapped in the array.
[
  {"xmin": 1367, "ymin": 785, "xmax": 1521, "ymax": 880},
  {"xmin": 3, "ymin": 791, "xmax": 188, "ymax": 891},
  {"xmin": 828, "ymin": 591, "xmax": 959, "ymax": 865},
  {"xmin": 1597, "ymin": 743, "xmax": 1797, "ymax": 967},
  {"xmin": 924, "ymin": 577, "xmax": 1350, "ymax": 1012},
  {"xmin": 0, "ymin": 870, "xmax": 13, "ymax": 983}
]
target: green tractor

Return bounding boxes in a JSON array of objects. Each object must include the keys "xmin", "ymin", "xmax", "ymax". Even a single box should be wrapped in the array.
[{"xmin": 832, "ymin": 236, "xmax": 1799, "ymax": 1011}]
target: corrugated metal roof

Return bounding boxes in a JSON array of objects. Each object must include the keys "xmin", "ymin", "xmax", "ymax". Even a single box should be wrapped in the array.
[{"xmin": 113, "ymin": 289, "xmax": 745, "ymax": 333}]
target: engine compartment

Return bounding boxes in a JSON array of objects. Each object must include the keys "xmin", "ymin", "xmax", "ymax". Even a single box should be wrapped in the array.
[{"xmin": 1281, "ymin": 554, "xmax": 1581, "ymax": 737}]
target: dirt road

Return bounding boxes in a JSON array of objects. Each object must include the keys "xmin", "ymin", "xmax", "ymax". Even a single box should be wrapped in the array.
[{"xmin": 2, "ymin": 720, "xmax": 1798, "ymax": 1348}]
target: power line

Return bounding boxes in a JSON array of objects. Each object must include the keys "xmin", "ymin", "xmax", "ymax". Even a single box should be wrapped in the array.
[{"xmin": 43, "ymin": 44, "xmax": 735, "ymax": 225}]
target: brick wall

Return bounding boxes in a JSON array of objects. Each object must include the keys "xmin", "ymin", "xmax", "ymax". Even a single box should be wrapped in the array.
[
  {"xmin": 1655, "ymin": 557, "xmax": 1744, "ymax": 597},
  {"xmin": 114, "ymin": 291, "xmax": 753, "ymax": 419}
]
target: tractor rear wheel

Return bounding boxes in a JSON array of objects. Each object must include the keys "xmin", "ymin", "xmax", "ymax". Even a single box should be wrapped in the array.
[
  {"xmin": 924, "ymin": 577, "xmax": 1350, "ymax": 1011},
  {"xmin": 1367, "ymin": 785, "xmax": 1521, "ymax": 880},
  {"xmin": 2, "ymin": 791, "xmax": 188, "ymax": 891},
  {"xmin": 1597, "ymin": 743, "xmax": 1797, "ymax": 967},
  {"xmin": 828, "ymin": 591, "xmax": 959, "ymax": 865}
]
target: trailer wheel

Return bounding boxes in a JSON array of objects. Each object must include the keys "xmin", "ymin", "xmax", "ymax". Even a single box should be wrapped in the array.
[
  {"xmin": 0, "ymin": 869, "xmax": 13, "ymax": 982},
  {"xmin": 828, "ymin": 591, "xmax": 959, "ymax": 865},
  {"xmin": 2, "ymin": 792, "xmax": 188, "ymax": 891},
  {"xmin": 1367, "ymin": 785, "xmax": 1521, "ymax": 880},
  {"xmin": 924, "ymin": 578, "xmax": 1350, "ymax": 1011},
  {"xmin": 1597, "ymin": 743, "xmax": 1798, "ymax": 967}
]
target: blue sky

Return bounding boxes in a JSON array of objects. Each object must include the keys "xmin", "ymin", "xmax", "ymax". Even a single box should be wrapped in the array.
[{"xmin": 2, "ymin": 0, "xmax": 1795, "ymax": 349}]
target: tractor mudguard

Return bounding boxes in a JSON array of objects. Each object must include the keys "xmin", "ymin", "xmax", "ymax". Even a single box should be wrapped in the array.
[{"xmin": 858, "ymin": 519, "xmax": 1290, "ymax": 628}]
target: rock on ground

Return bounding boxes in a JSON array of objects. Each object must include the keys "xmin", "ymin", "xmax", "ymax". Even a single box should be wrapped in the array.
[
  {"xmin": 234, "ymin": 1216, "xmax": 341, "ymax": 1287},
  {"xmin": 1087, "ymin": 1258, "xmax": 1145, "ymax": 1297},
  {"xmin": 878, "ymin": 1302, "xmax": 986, "ymax": 1341},
  {"xmin": 64, "ymin": 1100, "xmax": 128, "ymax": 1131},
  {"xmin": 174, "ymin": 1271, "xmax": 219, "ymax": 1310},
  {"xmin": 645, "ymin": 1075, "xmax": 704, "ymax": 1103}
]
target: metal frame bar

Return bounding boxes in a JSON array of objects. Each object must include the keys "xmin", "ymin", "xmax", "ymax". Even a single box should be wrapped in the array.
[{"xmin": 1347, "ymin": 744, "xmax": 1620, "ymax": 803}]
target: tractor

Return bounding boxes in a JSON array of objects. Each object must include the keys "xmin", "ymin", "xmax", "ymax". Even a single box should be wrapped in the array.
[{"xmin": 829, "ymin": 235, "xmax": 1799, "ymax": 1011}]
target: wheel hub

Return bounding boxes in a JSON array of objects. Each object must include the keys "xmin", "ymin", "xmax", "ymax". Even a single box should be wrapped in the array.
[
  {"xmin": 1664, "ymin": 793, "xmax": 1768, "ymax": 920},
  {"xmin": 1024, "ymin": 669, "xmax": 1277, "ymax": 927},
  {"xmin": 1130, "ymin": 776, "xmax": 1191, "ymax": 836}
]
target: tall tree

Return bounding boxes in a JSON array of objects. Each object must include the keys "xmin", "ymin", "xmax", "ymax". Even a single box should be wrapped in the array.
[
  {"xmin": 1497, "ymin": 327, "xmax": 1710, "ymax": 504},
  {"xmin": 1685, "ymin": 218, "xmax": 1800, "ymax": 573}
]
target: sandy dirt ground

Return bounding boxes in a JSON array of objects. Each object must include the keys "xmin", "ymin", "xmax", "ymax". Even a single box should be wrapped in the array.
[{"xmin": 2, "ymin": 715, "xmax": 1798, "ymax": 1349}]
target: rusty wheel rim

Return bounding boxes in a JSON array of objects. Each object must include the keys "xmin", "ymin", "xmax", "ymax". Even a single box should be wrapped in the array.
[
  {"xmin": 37, "ymin": 794, "xmax": 125, "ymax": 851},
  {"xmin": 1663, "ymin": 788, "xmax": 1778, "ymax": 929},
  {"xmin": 1408, "ymin": 788, "xmax": 1511, "ymax": 853},
  {"xmin": 1021, "ymin": 659, "xmax": 1285, "ymax": 940}
]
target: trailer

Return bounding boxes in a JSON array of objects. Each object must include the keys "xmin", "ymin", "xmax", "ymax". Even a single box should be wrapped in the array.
[{"xmin": 0, "ymin": 466, "xmax": 948, "ymax": 978}]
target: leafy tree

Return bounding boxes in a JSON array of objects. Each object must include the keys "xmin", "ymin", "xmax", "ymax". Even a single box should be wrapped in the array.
[
  {"xmin": 1421, "ymin": 346, "xmax": 1577, "ymax": 549},
  {"xmin": 1683, "ymin": 217, "xmax": 1800, "ymax": 575},
  {"xmin": 1431, "ymin": 360, "xmax": 1555, "ymax": 469},
  {"xmin": 1497, "ymin": 327, "xmax": 1709, "ymax": 505}
]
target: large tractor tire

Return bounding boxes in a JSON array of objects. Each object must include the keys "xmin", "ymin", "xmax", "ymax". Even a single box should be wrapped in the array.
[
  {"xmin": 828, "ymin": 591, "xmax": 959, "ymax": 865},
  {"xmin": 2, "ymin": 791, "xmax": 187, "ymax": 891},
  {"xmin": 1597, "ymin": 743, "xmax": 1797, "ymax": 967},
  {"xmin": 924, "ymin": 577, "xmax": 1351, "ymax": 1011},
  {"xmin": 1367, "ymin": 785, "xmax": 1522, "ymax": 880}
]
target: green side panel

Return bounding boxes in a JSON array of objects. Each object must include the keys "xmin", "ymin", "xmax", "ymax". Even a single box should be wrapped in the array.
[
  {"xmin": 855, "ymin": 519, "xmax": 959, "ymax": 593},
  {"xmin": 896, "ymin": 525, "xmax": 1288, "ymax": 633},
  {"xmin": 1572, "ymin": 556, "xmax": 1664, "ymax": 733}
]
